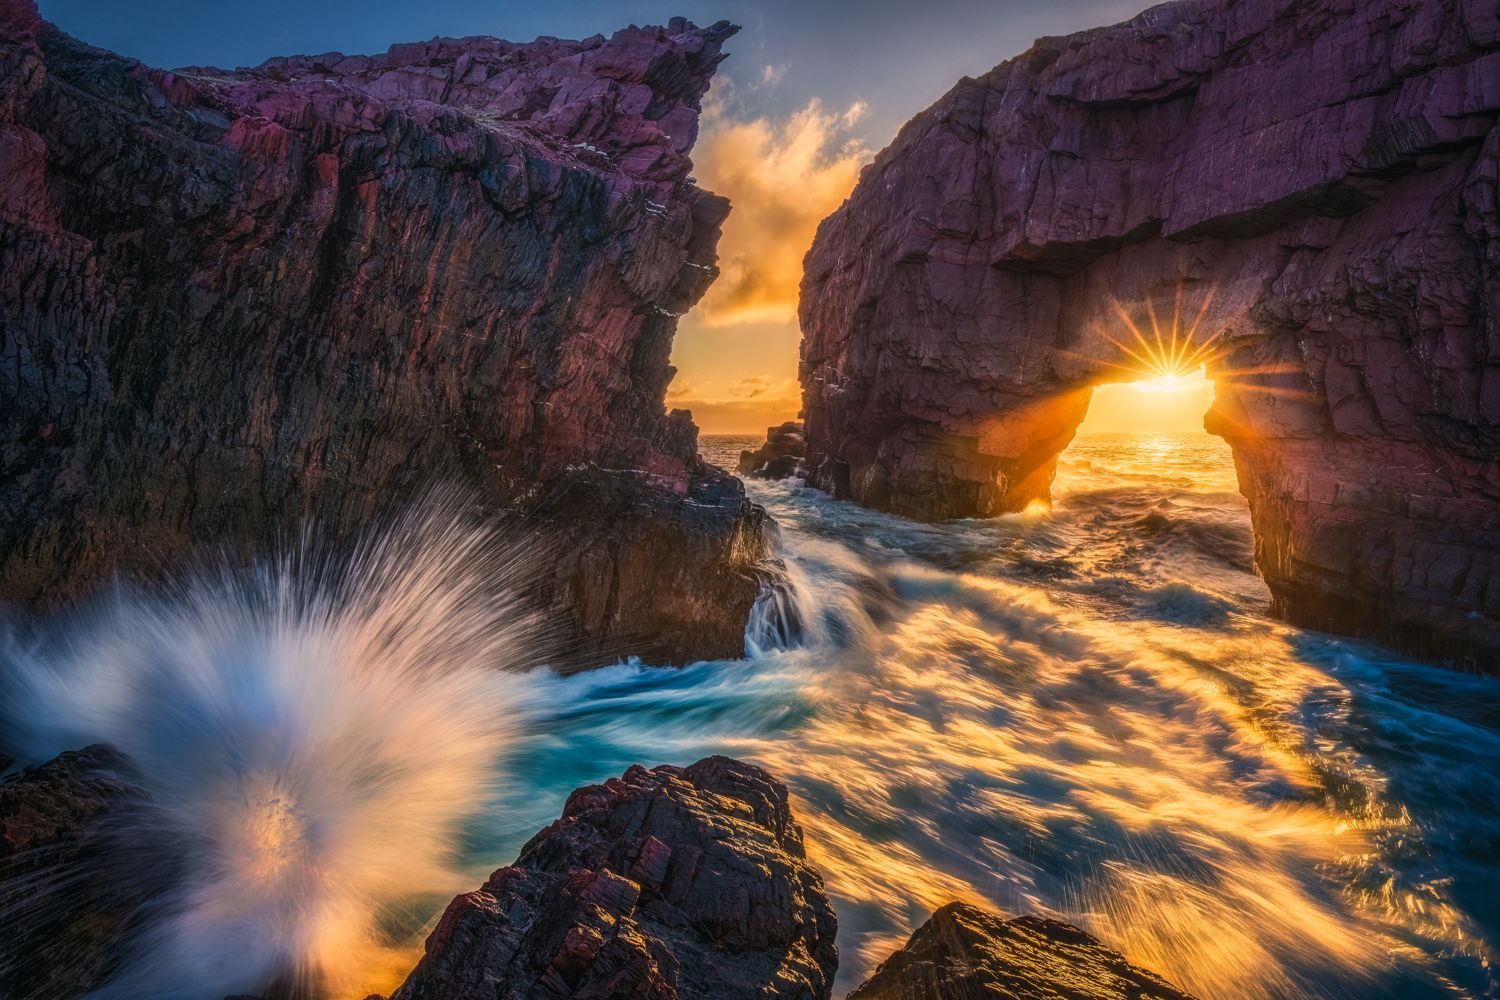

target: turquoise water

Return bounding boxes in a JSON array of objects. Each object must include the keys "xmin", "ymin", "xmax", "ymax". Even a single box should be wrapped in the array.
[
  {"xmin": 481, "ymin": 432, "xmax": 1499, "ymax": 999},
  {"xmin": 6, "ymin": 433, "xmax": 1495, "ymax": 999}
]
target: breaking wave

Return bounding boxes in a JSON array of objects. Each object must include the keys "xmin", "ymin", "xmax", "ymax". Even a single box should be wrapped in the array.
[{"xmin": 2, "ymin": 499, "xmax": 547, "ymax": 999}]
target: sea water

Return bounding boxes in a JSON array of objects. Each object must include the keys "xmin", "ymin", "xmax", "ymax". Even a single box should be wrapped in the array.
[{"xmin": 4, "ymin": 435, "xmax": 1496, "ymax": 999}]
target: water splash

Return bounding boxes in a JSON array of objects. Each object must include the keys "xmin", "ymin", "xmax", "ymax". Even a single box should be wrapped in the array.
[{"xmin": 2, "ymin": 498, "xmax": 547, "ymax": 1000}]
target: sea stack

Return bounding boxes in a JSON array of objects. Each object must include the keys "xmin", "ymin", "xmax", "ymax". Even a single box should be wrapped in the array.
[{"xmin": 797, "ymin": 0, "xmax": 1500, "ymax": 665}]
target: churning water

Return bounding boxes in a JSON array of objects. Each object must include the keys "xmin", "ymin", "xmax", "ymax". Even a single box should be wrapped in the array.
[
  {"xmin": 492, "ymin": 433, "xmax": 1500, "ymax": 1000},
  {"xmin": 3, "ymin": 436, "xmax": 1497, "ymax": 999}
]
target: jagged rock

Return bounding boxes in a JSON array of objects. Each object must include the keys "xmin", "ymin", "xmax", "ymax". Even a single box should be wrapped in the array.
[
  {"xmin": 390, "ymin": 756, "xmax": 838, "ymax": 1000},
  {"xmin": 738, "ymin": 421, "xmax": 806, "ymax": 480},
  {"xmin": 798, "ymin": 0, "xmax": 1500, "ymax": 665},
  {"xmin": 849, "ymin": 902, "xmax": 1196, "ymax": 1000},
  {"xmin": 0, "ymin": 1, "xmax": 762, "ymax": 664},
  {"xmin": 533, "ymin": 467, "xmax": 772, "ymax": 665},
  {"xmin": 0, "ymin": 746, "xmax": 157, "ymax": 1000}
]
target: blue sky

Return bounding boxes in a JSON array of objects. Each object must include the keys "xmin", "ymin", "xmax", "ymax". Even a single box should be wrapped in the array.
[{"xmin": 38, "ymin": 0, "xmax": 1150, "ymax": 431}]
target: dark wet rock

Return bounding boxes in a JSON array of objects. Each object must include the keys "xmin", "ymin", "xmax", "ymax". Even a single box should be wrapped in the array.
[
  {"xmin": 533, "ymin": 467, "xmax": 773, "ymax": 666},
  {"xmin": 0, "ymin": 746, "xmax": 154, "ymax": 1000},
  {"xmin": 0, "ymin": 1, "xmax": 760, "ymax": 664},
  {"xmin": 738, "ymin": 421, "xmax": 806, "ymax": 480},
  {"xmin": 849, "ymin": 902, "xmax": 1196, "ymax": 1000},
  {"xmin": 390, "ymin": 756, "xmax": 838, "ymax": 1000},
  {"xmin": 798, "ymin": 0, "xmax": 1500, "ymax": 665}
]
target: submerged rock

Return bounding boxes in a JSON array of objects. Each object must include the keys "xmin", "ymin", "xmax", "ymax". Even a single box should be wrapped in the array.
[
  {"xmin": 0, "ymin": 1, "xmax": 761, "ymax": 664},
  {"xmin": 0, "ymin": 746, "xmax": 156, "ymax": 1000},
  {"xmin": 390, "ymin": 756, "xmax": 838, "ymax": 1000},
  {"xmin": 850, "ymin": 902, "xmax": 1196, "ymax": 1000},
  {"xmin": 738, "ymin": 421, "xmax": 807, "ymax": 480},
  {"xmin": 798, "ymin": 0, "xmax": 1500, "ymax": 665}
]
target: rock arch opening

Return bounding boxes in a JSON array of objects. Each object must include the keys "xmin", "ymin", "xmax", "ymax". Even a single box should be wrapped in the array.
[
  {"xmin": 1073, "ymin": 370, "xmax": 1217, "ymax": 437},
  {"xmin": 1052, "ymin": 368, "xmax": 1225, "ymax": 500},
  {"xmin": 792, "ymin": 0, "xmax": 1500, "ymax": 665}
]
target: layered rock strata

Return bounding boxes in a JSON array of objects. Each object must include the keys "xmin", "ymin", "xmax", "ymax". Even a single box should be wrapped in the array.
[
  {"xmin": 389, "ymin": 756, "xmax": 839, "ymax": 1000},
  {"xmin": 798, "ymin": 0, "xmax": 1500, "ymax": 664},
  {"xmin": 0, "ymin": 1, "xmax": 760, "ymax": 663}
]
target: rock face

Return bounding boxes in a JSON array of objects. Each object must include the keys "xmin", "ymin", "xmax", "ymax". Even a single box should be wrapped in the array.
[
  {"xmin": 0, "ymin": 0, "xmax": 764, "ymax": 664},
  {"xmin": 799, "ymin": 0, "xmax": 1500, "ymax": 664},
  {"xmin": 390, "ymin": 756, "xmax": 839, "ymax": 1000},
  {"xmin": 738, "ymin": 421, "xmax": 806, "ymax": 480},
  {"xmin": 849, "ymin": 902, "xmax": 1196, "ymax": 1000},
  {"xmin": 0, "ymin": 746, "xmax": 157, "ymax": 1000}
]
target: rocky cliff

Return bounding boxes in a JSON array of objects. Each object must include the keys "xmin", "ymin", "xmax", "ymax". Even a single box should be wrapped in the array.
[
  {"xmin": 0, "ymin": 0, "xmax": 763, "ymax": 664},
  {"xmin": 798, "ymin": 0, "xmax": 1500, "ymax": 664}
]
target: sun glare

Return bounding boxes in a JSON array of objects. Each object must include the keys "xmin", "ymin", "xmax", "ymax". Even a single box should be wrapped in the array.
[
  {"xmin": 1063, "ymin": 287, "xmax": 1228, "ymax": 435},
  {"xmin": 1096, "ymin": 288, "xmax": 1225, "ymax": 384},
  {"xmin": 1130, "ymin": 371, "xmax": 1208, "ymax": 393}
]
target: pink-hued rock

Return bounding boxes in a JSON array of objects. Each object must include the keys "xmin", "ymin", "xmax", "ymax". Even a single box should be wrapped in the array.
[
  {"xmin": 799, "ymin": 0, "xmax": 1500, "ymax": 664},
  {"xmin": 0, "ymin": 2, "xmax": 764, "ymax": 663},
  {"xmin": 390, "ymin": 756, "xmax": 838, "ymax": 1000}
]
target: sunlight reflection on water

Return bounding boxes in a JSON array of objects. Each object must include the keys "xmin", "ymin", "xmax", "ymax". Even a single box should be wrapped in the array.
[{"xmin": 473, "ymin": 433, "xmax": 1499, "ymax": 1000}]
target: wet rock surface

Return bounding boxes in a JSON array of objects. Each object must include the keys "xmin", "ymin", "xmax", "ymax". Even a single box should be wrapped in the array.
[
  {"xmin": 798, "ymin": 0, "xmax": 1500, "ymax": 664},
  {"xmin": 0, "ymin": 0, "xmax": 761, "ymax": 663},
  {"xmin": 849, "ymin": 902, "xmax": 1196, "ymax": 1000},
  {"xmin": 0, "ymin": 746, "xmax": 157, "ymax": 1000},
  {"xmin": 533, "ymin": 468, "xmax": 772, "ymax": 666},
  {"xmin": 738, "ymin": 421, "xmax": 806, "ymax": 480},
  {"xmin": 389, "ymin": 756, "xmax": 839, "ymax": 1000}
]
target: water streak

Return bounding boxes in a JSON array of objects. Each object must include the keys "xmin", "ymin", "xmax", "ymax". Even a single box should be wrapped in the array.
[
  {"xmin": 3, "ymin": 438, "xmax": 1497, "ymax": 1000},
  {"xmin": 488, "ymin": 434, "xmax": 1499, "ymax": 1000}
]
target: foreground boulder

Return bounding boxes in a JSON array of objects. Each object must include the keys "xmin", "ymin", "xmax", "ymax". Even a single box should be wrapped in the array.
[
  {"xmin": 850, "ymin": 902, "xmax": 1196, "ymax": 1000},
  {"xmin": 799, "ymin": 0, "xmax": 1500, "ymax": 665},
  {"xmin": 390, "ymin": 756, "xmax": 838, "ymax": 1000},
  {"xmin": 738, "ymin": 421, "xmax": 806, "ymax": 480},
  {"xmin": 0, "ymin": 1, "xmax": 762, "ymax": 664},
  {"xmin": 0, "ymin": 746, "xmax": 156, "ymax": 1000}
]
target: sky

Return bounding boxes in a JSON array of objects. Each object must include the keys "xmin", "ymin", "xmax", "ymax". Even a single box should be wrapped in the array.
[{"xmin": 41, "ymin": 0, "xmax": 1161, "ymax": 433}]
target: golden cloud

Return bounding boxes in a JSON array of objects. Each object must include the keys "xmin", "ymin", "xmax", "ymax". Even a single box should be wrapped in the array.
[
  {"xmin": 666, "ymin": 374, "xmax": 802, "ymax": 434},
  {"xmin": 692, "ymin": 99, "xmax": 870, "ymax": 326}
]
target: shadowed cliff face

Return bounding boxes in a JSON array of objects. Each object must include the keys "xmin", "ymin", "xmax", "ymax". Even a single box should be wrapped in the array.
[
  {"xmin": 798, "ymin": 0, "xmax": 1500, "ymax": 665},
  {"xmin": 0, "ymin": 1, "xmax": 764, "ymax": 663}
]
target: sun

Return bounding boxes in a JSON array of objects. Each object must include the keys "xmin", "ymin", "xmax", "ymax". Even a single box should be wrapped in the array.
[
  {"xmin": 1131, "ymin": 371, "xmax": 1207, "ymax": 393},
  {"xmin": 1093, "ymin": 288, "xmax": 1226, "ymax": 386}
]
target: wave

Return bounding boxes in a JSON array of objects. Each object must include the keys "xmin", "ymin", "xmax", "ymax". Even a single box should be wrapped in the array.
[{"xmin": 1, "ymin": 498, "xmax": 548, "ymax": 1000}]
